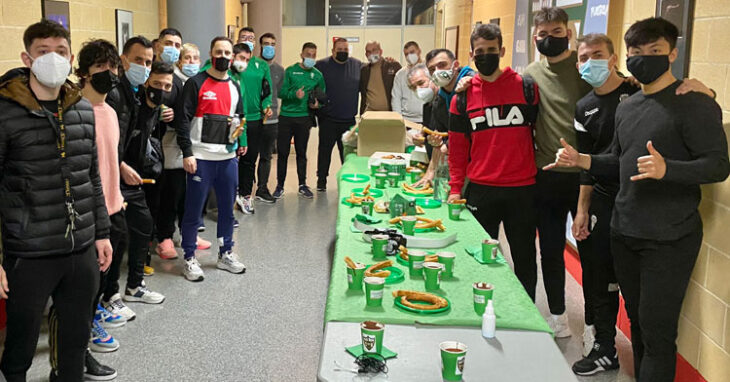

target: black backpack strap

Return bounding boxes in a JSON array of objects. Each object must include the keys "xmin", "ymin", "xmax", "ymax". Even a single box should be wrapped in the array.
[
  {"xmin": 455, "ymin": 92, "xmax": 471, "ymax": 142},
  {"xmin": 522, "ymin": 74, "xmax": 538, "ymax": 125}
]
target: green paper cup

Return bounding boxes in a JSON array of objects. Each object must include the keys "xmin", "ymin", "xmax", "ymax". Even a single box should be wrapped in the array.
[
  {"xmin": 374, "ymin": 173, "xmax": 388, "ymax": 189},
  {"xmin": 371, "ymin": 234, "xmax": 389, "ymax": 261},
  {"xmin": 447, "ymin": 202, "xmax": 465, "ymax": 221},
  {"xmin": 440, "ymin": 341, "xmax": 467, "ymax": 381},
  {"xmin": 401, "ymin": 216, "xmax": 417, "ymax": 236},
  {"xmin": 408, "ymin": 250, "xmax": 427, "ymax": 278},
  {"xmin": 370, "ymin": 160, "xmax": 382, "ymax": 175},
  {"xmin": 410, "ymin": 168, "xmax": 423, "ymax": 183},
  {"xmin": 437, "ymin": 251, "xmax": 456, "ymax": 279},
  {"xmin": 364, "ymin": 277, "xmax": 385, "ymax": 307},
  {"xmin": 387, "ymin": 172, "xmax": 400, "ymax": 187},
  {"xmin": 361, "ymin": 321, "xmax": 385, "ymax": 354},
  {"xmin": 361, "ymin": 200, "xmax": 375, "ymax": 215},
  {"xmin": 423, "ymin": 262, "xmax": 443, "ymax": 291},
  {"xmin": 346, "ymin": 263, "xmax": 366, "ymax": 291},
  {"xmin": 480, "ymin": 239, "xmax": 499, "ymax": 264},
  {"xmin": 473, "ymin": 282, "xmax": 494, "ymax": 315}
]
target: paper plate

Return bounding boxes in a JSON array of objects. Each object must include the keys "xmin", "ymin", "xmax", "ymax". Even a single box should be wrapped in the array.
[
  {"xmin": 415, "ymin": 198, "xmax": 442, "ymax": 209},
  {"xmin": 365, "ymin": 265, "xmax": 404, "ymax": 284},
  {"xmin": 346, "ymin": 344, "xmax": 398, "ymax": 359},
  {"xmin": 352, "ymin": 187, "xmax": 384, "ymax": 198},
  {"xmin": 394, "ymin": 295, "xmax": 451, "ymax": 314},
  {"xmin": 341, "ymin": 173, "xmax": 371, "ymax": 183}
]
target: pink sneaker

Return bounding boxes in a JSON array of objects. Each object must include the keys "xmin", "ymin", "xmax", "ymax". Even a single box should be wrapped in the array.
[
  {"xmin": 196, "ymin": 236, "xmax": 212, "ymax": 250},
  {"xmin": 156, "ymin": 239, "xmax": 178, "ymax": 260}
]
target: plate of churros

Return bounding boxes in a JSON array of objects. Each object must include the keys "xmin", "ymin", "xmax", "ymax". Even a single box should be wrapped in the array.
[
  {"xmin": 392, "ymin": 290, "xmax": 451, "ymax": 314},
  {"xmin": 389, "ymin": 216, "xmax": 446, "ymax": 233}
]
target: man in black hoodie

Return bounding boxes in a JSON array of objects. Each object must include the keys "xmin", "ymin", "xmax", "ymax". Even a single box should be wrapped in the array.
[{"xmin": 0, "ymin": 20, "xmax": 112, "ymax": 382}]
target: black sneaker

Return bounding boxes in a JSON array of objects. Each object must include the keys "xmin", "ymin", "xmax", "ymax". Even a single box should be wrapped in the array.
[
  {"xmin": 298, "ymin": 185, "xmax": 314, "ymax": 199},
  {"xmin": 572, "ymin": 343, "xmax": 619, "ymax": 376},
  {"xmin": 233, "ymin": 219, "xmax": 240, "ymax": 229},
  {"xmin": 273, "ymin": 185, "xmax": 285, "ymax": 199},
  {"xmin": 316, "ymin": 178, "xmax": 327, "ymax": 192},
  {"xmin": 255, "ymin": 189, "xmax": 276, "ymax": 204},
  {"xmin": 84, "ymin": 350, "xmax": 118, "ymax": 380},
  {"xmin": 197, "ymin": 223, "xmax": 205, "ymax": 232}
]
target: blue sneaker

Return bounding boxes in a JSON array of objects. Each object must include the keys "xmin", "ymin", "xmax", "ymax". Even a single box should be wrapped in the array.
[
  {"xmin": 94, "ymin": 303, "xmax": 126, "ymax": 329},
  {"xmin": 273, "ymin": 185, "xmax": 284, "ymax": 199},
  {"xmin": 89, "ymin": 319, "xmax": 119, "ymax": 353}
]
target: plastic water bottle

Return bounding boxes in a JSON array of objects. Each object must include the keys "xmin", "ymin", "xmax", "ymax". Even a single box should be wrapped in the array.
[{"xmin": 482, "ymin": 300, "xmax": 496, "ymax": 338}]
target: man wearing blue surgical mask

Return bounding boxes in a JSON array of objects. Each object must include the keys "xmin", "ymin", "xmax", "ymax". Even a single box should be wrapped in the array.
[
  {"xmin": 106, "ymin": 35, "xmax": 166, "ymax": 305},
  {"xmin": 238, "ymin": 26, "xmax": 256, "ymax": 53}
]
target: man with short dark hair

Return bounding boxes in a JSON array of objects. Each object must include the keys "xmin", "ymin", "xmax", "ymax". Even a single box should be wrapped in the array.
[
  {"xmin": 392, "ymin": 41, "xmax": 424, "ymax": 122},
  {"xmin": 178, "ymin": 36, "xmax": 247, "ymax": 282},
  {"xmin": 449, "ymin": 23, "xmax": 540, "ymax": 310},
  {"xmin": 0, "ymin": 19, "xmax": 112, "ymax": 382},
  {"xmin": 233, "ymin": 27, "xmax": 274, "ymax": 212},
  {"xmin": 315, "ymin": 37, "xmax": 362, "ymax": 192},
  {"xmin": 360, "ymin": 41, "xmax": 401, "ymax": 113},
  {"xmin": 275, "ymin": 42, "xmax": 325, "ymax": 199},
  {"xmin": 546, "ymin": 18, "xmax": 729, "ymax": 381},
  {"xmin": 260, "ymin": 32, "xmax": 284, "ymax": 195}
]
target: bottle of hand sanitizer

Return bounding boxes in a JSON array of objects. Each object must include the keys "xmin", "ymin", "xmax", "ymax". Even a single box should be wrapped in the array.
[{"xmin": 482, "ymin": 300, "xmax": 496, "ymax": 338}]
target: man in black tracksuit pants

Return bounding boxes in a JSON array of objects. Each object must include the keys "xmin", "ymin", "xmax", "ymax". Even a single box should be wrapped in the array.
[
  {"xmin": 548, "ymin": 18, "xmax": 729, "ymax": 382},
  {"xmin": 0, "ymin": 20, "xmax": 112, "ymax": 382}
]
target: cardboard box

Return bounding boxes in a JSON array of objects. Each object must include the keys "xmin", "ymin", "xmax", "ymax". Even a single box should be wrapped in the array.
[{"xmin": 357, "ymin": 111, "xmax": 406, "ymax": 156}]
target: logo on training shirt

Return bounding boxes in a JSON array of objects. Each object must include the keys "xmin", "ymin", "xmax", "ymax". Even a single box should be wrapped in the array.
[
  {"xmin": 471, "ymin": 106, "xmax": 525, "ymax": 129},
  {"xmin": 311, "ymin": 72, "xmax": 314, "ymax": 79},
  {"xmin": 619, "ymin": 93, "xmax": 630, "ymax": 103},
  {"xmin": 203, "ymin": 91, "xmax": 217, "ymax": 101},
  {"xmin": 585, "ymin": 107, "xmax": 599, "ymax": 117}
]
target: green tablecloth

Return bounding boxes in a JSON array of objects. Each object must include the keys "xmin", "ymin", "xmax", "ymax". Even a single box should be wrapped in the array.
[{"xmin": 324, "ymin": 156, "xmax": 551, "ymax": 334}]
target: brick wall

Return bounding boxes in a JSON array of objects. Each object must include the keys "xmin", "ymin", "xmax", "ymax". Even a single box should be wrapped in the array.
[
  {"xmin": 0, "ymin": 0, "xmax": 159, "ymax": 75},
  {"xmin": 472, "ymin": 0, "xmax": 517, "ymax": 69},
  {"xmin": 608, "ymin": 0, "xmax": 730, "ymax": 380},
  {"xmin": 436, "ymin": 0, "xmax": 473, "ymax": 65}
]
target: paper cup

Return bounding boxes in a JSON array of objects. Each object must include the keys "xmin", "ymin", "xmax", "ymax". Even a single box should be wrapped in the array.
[
  {"xmin": 361, "ymin": 321, "xmax": 385, "ymax": 354},
  {"xmin": 480, "ymin": 239, "xmax": 499, "ymax": 264},
  {"xmin": 346, "ymin": 263, "xmax": 366, "ymax": 291},
  {"xmin": 387, "ymin": 172, "xmax": 400, "ymax": 187},
  {"xmin": 437, "ymin": 251, "xmax": 456, "ymax": 279},
  {"xmin": 447, "ymin": 203, "xmax": 464, "ymax": 221},
  {"xmin": 401, "ymin": 216, "xmax": 417, "ymax": 236},
  {"xmin": 370, "ymin": 160, "xmax": 382, "ymax": 175},
  {"xmin": 361, "ymin": 200, "xmax": 375, "ymax": 215},
  {"xmin": 371, "ymin": 234, "xmax": 389, "ymax": 261},
  {"xmin": 374, "ymin": 173, "xmax": 388, "ymax": 189},
  {"xmin": 423, "ymin": 262, "xmax": 444, "ymax": 291},
  {"xmin": 364, "ymin": 277, "xmax": 385, "ymax": 307},
  {"xmin": 410, "ymin": 168, "xmax": 423, "ymax": 183},
  {"xmin": 440, "ymin": 341, "xmax": 467, "ymax": 381},
  {"xmin": 408, "ymin": 250, "xmax": 427, "ymax": 278},
  {"xmin": 473, "ymin": 282, "xmax": 494, "ymax": 315}
]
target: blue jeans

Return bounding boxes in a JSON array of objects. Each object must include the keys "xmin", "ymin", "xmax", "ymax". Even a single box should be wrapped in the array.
[{"xmin": 181, "ymin": 158, "xmax": 238, "ymax": 259}]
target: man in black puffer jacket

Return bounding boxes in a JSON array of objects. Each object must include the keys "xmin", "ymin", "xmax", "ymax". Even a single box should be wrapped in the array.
[{"xmin": 0, "ymin": 20, "xmax": 112, "ymax": 382}]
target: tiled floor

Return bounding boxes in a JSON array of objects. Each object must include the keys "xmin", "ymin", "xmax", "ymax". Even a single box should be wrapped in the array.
[{"xmin": 12, "ymin": 132, "xmax": 635, "ymax": 381}]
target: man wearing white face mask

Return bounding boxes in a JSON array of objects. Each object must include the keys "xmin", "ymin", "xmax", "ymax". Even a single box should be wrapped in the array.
[
  {"xmin": 392, "ymin": 41, "xmax": 424, "ymax": 123},
  {"xmin": 359, "ymin": 41, "xmax": 401, "ymax": 113},
  {"xmin": 0, "ymin": 19, "xmax": 113, "ymax": 381}
]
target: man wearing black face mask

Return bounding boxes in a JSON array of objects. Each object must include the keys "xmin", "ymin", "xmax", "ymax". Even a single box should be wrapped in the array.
[
  {"xmin": 546, "ymin": 18, "xmax": 729, "ymax": 382},
  {"xmin": 522, "ymin": 7, "xmax": 593, "ymax": 338},
  {"xmin": 314, "ymin": 37, "xmax": 362, "ymax": 191},
  {"xmin": 448, "ymin": 23, "xmax": 540, "ymax": 306}
]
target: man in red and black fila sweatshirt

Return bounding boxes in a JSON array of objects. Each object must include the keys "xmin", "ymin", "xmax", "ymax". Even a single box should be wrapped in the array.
[
  {"xmin": 176, "ymin": 37, "xmax": 247, "ymax": 281},
  {"xmin": 448, "ymin": 24, "xmax": 540, "ymax": 300}
]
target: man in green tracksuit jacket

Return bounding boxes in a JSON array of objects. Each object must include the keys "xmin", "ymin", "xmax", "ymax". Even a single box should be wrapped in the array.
[
  {"xmin": 274, "ymin": 42, "xmax": 326, "ymax": 199},
  {"xmin": 233, "ymin": 44, "xmax": 273, "ymax": 212}
]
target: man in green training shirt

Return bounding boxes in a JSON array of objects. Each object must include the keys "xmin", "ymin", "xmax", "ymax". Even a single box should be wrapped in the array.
[
  {"xmin": 232, "ymin": 27, "xmax": 274, "ymax": 214},
  {"xmin": 274, "ymin": 42, "xmax": 326, "ymax": 200}
]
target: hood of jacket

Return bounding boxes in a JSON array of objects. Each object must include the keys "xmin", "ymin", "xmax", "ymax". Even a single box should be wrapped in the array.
[{"xmin": 0, "ymin": 67, "xmax": 82, "ymax": 113}]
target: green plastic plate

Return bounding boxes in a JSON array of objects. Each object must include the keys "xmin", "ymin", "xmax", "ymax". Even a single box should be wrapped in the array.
[
  {"xmin": 365, "ymin": 265, "xmax": 404, "ymax": 284},
  {"xmin": 341, "ymin": 173, "xmax": 371, "ymax": 183},
  {"xmin": 415, "ymin": 198, "xmax": 442, "ymax": 209},
  {"xmin": 352, "ymin": 187, "xmax": 384, "ymax": 198}
]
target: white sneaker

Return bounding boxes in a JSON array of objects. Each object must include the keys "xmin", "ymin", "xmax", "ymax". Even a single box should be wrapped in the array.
[
  {"xmin": 217, "ymin": 251, "xmax": 246, "ymax": 274},
  {"xmin": 583, "ymin": 324, "xmax": 596, "ymax": 356},
  {"xmin": 184, "ymin": 257, "xmax": 205, "ymax": 281},
  {"xmin": 123, "ymin": 282, "xmax": 165, "ymax": 304},
  {"xmin": 103, "ymin": 293, "xmax": 136, "ymax": 321},
  {"xmin": 236, "ymin": 195, "xmax": 254, "ymax": 215},
  {"xmin": 549, "ymin": 313, "xmax": 572, "ymax": 338}
]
